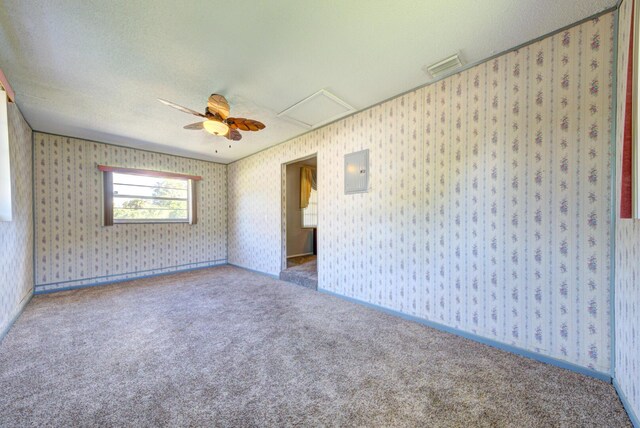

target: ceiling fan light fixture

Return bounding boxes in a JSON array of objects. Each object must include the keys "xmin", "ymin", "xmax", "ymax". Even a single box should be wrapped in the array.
[
  {"xmin": 203, "ymin": 119, "xmax": 229, "ymax": 136},
  {"xmin": 159, "ymin": 94, "xmax": 264, "ymax": 144}
]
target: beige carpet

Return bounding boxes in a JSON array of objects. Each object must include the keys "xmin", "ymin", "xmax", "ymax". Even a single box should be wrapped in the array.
[{"xmin": 0, "ymin": 266, "xmax": 631, "ymax": 427}]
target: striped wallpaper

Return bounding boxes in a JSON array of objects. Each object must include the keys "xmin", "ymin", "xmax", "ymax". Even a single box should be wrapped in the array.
[
  {"xmin": 33, "ymin": 133, "xmax": 228, "ymax": 293},
  {"xmin": 229, "ymin": 12, "xmax": 616, "ymax": 374}
]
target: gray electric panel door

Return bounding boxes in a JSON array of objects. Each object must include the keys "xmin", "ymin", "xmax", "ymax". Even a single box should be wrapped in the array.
[{"xmin": 344, "ymin": 149, "xmax": 369, "ymax": 194}]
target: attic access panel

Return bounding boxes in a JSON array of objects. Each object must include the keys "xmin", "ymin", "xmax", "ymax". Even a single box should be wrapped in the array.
[
  {"xmin": 344, "ymin": 149, "xmax": 369, "ymax": 194},
  {"xmin": 278, "ymin": 89, "xmax": 355, "ymax": 128}
]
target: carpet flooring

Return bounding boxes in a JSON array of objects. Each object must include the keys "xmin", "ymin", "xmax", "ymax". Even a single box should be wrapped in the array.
[
  {"xmin": 280, "ymin": 255, "xmax": 317, "ymax": 289},
  {"xmin": 0, "ymin": 266, "xmax": 631, "ymax": 427}
]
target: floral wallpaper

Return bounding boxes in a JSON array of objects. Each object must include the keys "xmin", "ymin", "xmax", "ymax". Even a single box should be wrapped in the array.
[
  {"xmin": 229, "ymin": 12, "xmax": 615, "ymax": 374},
  {"xmin": 0, "ymin": 103, "xmax": 33, "ymax": 337},
  {"xmin": 33, "ymin": 132, "xmax": 228, "ymax": 293},
  {"xmin": 615, "ymin": 0, "xmax": 640, "ymax": 421}
]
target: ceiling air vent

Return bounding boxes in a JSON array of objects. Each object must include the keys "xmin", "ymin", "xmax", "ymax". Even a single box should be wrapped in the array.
[
  {"xmin": 278, "ymin": 89, "xmax": 355, "ymax": 129},
  {"xmin": 423, "ymin": 53, "xmax": 464, "ymax": 79}
]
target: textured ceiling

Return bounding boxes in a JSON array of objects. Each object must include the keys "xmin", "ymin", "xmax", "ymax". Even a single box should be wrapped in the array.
[{"xmin": 0, "ymin": 0, "xmax": 616, "ymax": 163}]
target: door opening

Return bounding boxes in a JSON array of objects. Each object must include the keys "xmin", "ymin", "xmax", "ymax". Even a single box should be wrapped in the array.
[{"xmin": 280, "ymin": 155, "xmax": 318, "ymax": 290}]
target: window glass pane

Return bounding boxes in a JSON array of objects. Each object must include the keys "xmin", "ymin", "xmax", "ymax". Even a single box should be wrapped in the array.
[
  {"xmin": 0, "ymin": 89, "xmax": 11, "ymax": 221},
  {"xmin": 113, "ymin": 183, "xmax": 188, "ymax": 199},
  {"xmin": 111, "ymin": 173, "xmax": 190, "ymax": 222},
  {"xmin": 302, "ymin": 188, "xmax": 317, "ymax": 228},
  {"xmin": 112, "ymin": 173, "xmax": 187, "ymax": 189},
  {"xmin": 113, "ymin": 197, "xmax": 188, "ymax": 211}
]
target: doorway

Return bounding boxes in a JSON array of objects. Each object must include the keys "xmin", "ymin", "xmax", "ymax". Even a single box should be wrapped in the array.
[{"xmin": 279, "ymin": 154, "xmax": 318, "ymax": 290}]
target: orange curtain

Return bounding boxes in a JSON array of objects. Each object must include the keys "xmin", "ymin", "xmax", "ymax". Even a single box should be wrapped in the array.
[{"xmin": 300, "ymin": 166, "xmax": 316, "ymax": 209}]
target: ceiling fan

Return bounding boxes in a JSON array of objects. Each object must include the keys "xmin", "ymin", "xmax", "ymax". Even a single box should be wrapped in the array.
[{"xmin": 158, "ymin": 94, "xmax": 265, "ymax": 141}]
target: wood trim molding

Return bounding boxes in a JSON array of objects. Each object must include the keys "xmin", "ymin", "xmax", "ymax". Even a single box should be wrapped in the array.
[
  {"xmin": 97, "ymin": 165, "xmax": 202, "ymax": 181},
  {"xmin": 103, "ymin": 171, "xmax": 114, "ymax": 226},
  {"xmin": 0, "ymin": 69, "xmax": 15, "ymax": 103},
  {"xmin": 623, "ymin": 0, "xmax": 635, "ymax": 218},
  {"xmin": 189, "ymin": 179, "xmax": 197, "ymax": 225}
]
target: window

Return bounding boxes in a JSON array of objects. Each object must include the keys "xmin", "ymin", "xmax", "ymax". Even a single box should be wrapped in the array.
[
  {"xmin": 302, "ymin": 187, "xmax": 317, "ymax": 228},
  {"xmin": 99, "ymin": 166, "xmax": 201, "ymax": 225},
  {"xmin": 112, "ymin": 173, "xmax": 190, "ymax": 222},
  {"xmin": 0, "ymin": 88, "xmax": 11, "ymax": 222},
  {"xmin": 0, "ymin": 72, "xmax": 14, "ymax": 222}
]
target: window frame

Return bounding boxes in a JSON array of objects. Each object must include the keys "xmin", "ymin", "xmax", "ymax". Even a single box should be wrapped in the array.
[{"xmin": 98, "ymin": 165, "xmax": 201, "ymax": 226}]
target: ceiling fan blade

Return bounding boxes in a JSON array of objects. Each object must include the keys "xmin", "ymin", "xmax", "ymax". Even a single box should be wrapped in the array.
[
  {"xmin": 183, "ymin": 122, "xmax": 204, "ymax": 130},
  {"xmin": 158, "ymin": 98, "xmax": 206, "ymax": 117},
  {"xmin": 226, "ymin": 117, "xmax": 266, "ymax": 132},
  {"xmin": 208, "ymin": 94, "xmax": 230, "ymax": 120},
  {"xmin": 226, "ymin": 129, "xmax": 242, "ymax": 141}
]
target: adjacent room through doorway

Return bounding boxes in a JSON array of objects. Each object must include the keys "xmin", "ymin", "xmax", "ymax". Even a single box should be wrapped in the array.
[{"xmin": 280, "ymin": 155, "xmax": 318, "ymax": 289}]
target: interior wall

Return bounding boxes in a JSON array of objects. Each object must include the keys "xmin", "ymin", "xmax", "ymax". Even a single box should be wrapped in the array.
[
  {"xmin": 614, "ymin": 0, "xmax": 640, "ymax": 422},
  {"xmin": 33, "ymin": 132, "xmax": 228, "ymax": 293},
  {"xmin": 286, "ymin": 159, "xmax": 315, "ymax": 258},
  {"xmin": 0, "ymin": 103, "xmax": 33, "ymax": 338},
  {"xmin": 229, "ymin": 12, "xmax": 615, "ymax": 374}
]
